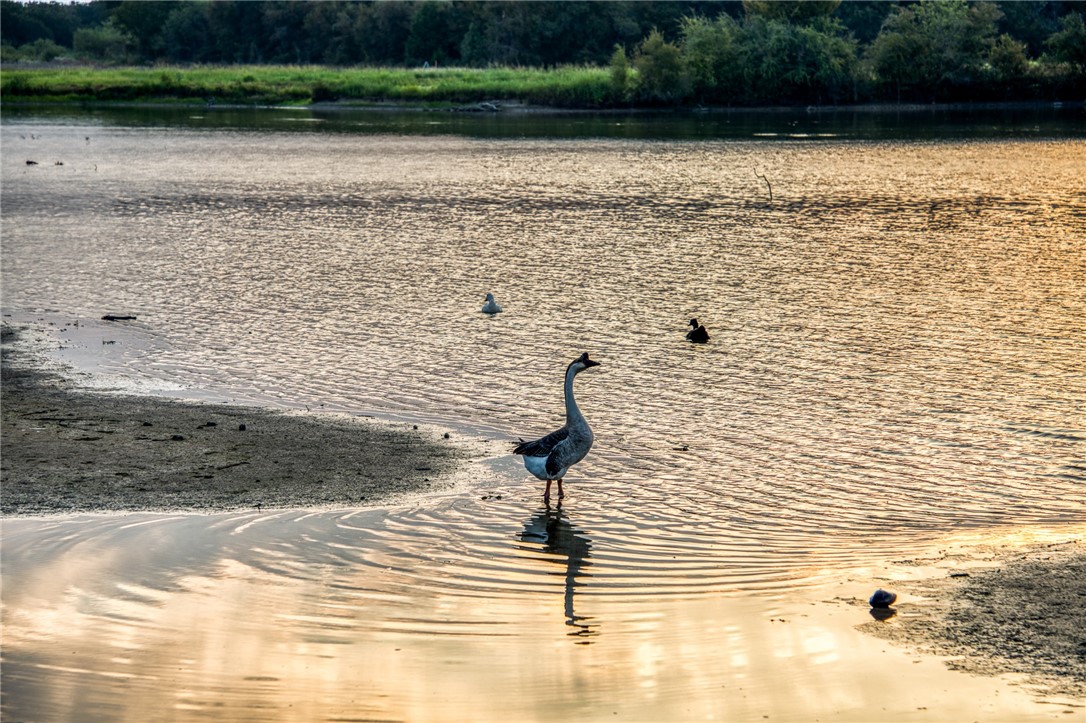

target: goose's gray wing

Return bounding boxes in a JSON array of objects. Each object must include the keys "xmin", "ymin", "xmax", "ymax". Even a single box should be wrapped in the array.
[
  {"xmin": 513, "ymin": 427, "xmax": 568, "ymax": 457},
  {"xmin": 544, "ymin": 437, "xmax": 579, "ymax": 477}
]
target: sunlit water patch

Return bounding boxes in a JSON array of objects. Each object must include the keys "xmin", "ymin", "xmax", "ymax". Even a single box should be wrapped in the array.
[{"xmin": 4, "ymin": 510, "xmax": 1082, "ymax": 721}]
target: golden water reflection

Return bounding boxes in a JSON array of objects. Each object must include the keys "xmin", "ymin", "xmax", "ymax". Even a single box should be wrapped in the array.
[
  {"xmin": 519, "ymin": 504, "xmax": 597, "ymax": 641},
  {"xmin": 3, "ymin": 512, "xmax": 1076, "ymax": 722}
]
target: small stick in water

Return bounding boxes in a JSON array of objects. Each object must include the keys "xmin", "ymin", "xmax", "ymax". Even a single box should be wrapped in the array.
[{"xmin": 754, "ymin": 170, "xmax": 773, "ymax": 202}]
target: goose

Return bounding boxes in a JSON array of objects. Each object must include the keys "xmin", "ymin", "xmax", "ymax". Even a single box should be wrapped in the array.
[
  {"xmin": 513, "ymin": 352, "xmax": 600, "ymax": 501},
  {"xmin": 481, "ymin": 292, "xmax": 503, "ymax": 314},
  {"xmin": 686, "ymin": 318, "xmax": 710, "ymax": 343}
]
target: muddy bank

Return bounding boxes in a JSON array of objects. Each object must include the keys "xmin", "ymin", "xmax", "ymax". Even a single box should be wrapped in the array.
[
  {"xmin": 859, "ymin": 536, "xmax": 1086, "ymax": 702},
  {"xmin": 1, "ymin": 321, "xmax": 470, "ymax": 515}
]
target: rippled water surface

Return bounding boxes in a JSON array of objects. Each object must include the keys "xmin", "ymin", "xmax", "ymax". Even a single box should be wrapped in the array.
[{"xmin": 2, "ymin": 108, "xmax": 1084, "ymax": 720}]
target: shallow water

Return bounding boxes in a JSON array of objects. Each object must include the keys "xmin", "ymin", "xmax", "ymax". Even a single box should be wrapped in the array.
[
  {"xmin": 3, "ymin": 511, "xmax": 1081, "ymax": 722},
  {"xmin": 2, "ymin": 108, "xmax": 1085, "ymax": 720}
]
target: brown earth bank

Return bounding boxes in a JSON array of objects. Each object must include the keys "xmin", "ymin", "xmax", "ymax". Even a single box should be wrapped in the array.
[
  {"xmin": 858, "ymin": 537, "xmax": 1086, "ymax": 703},
  {"xmin": 1, "ymin": 321, "xmax": 470, "ymax": 515}
]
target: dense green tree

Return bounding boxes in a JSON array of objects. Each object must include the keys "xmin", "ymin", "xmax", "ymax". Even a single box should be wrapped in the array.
[
  {"xmin": 260, "ymin": 2, "xmax": 310, "ymax": 63},
  {"xmin": 989, "ymin": 33, "xmax": 1029, "ymax": 79},
  {"xmin": 608, "ymin": 43, "xmax": 632, "ymax": 100},
  {"xmin": 867, "ymin": 0, "xmax": 1002, "ymax": 100},
  {"xmin": 206, "ymin": 1, "xmax": 267, "ymax": 63},
  {"xmin": 460, "ymin": 21, "xmax": 489, "ymax": 67},
  {"xmin": 1045, "ymin": 12, "xmax": 1086, "ymax": 67},
  {"xmin": 835, "ymin": 1, "xmax": 897, "ymax": 44},
  {"xmin": 353, "ymin": 1, "xmax": 414, "ymax": 65},
  {"xmin": 680, "ymin": 14, "xmax": 742, "ymax": 103},
  {"xmin": 405, "ymin": 1, "xmax": 465, "ymax": 65},
  {"xmin": 111, "ymin": 1, "xmax": 179, "ymax": 60},
  {"xmin": 1, "ymin": 1, "xmax": 55, "ymax": 47},
  {"xmin": 0, "ymin": 0, "xmax": 106, "ymax": 48},
  {"xmin": 160, "ymin": 4, "xmax": 213, "ymax": 63},
  {"xmin": 633, "ymin": 29, "xmax": 691, "ymax": 103},
  {"xmin": 683, "ymin": 4, "xmax": 860, "ymax": 105},
  {"xmin": 996, "ymin": 0, "xmax": 1068, "ymax": 57},
  {"xmin": 6, "ymin": 37, "xmax": 67, "ymax": 62},
  {"xmin": 735, "ymin": 14, "xmax": 859, "ymax": 104},
  {"xmin": 743, "ymin": 0, "xmax": 840, "ymax": 26},
  {"xmin": 303, "ymin": 2, "xmax": 361, "ymax": 65},
  {"xmin": 73, "ymin": 21, "xmax": 135, "ymax": 63}
]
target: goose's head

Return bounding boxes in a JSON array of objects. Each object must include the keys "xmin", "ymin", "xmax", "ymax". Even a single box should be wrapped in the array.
[
  {"xmin": 689, "ymin": 318, "xmax": 699, "ymax": 328},
  {"xmin": 485, "ymin": 293, "xmax": 496, "ymax": 302},
  {"xmin": 569, "ymin": 352, "xmax": 601, "ymax": 374}
]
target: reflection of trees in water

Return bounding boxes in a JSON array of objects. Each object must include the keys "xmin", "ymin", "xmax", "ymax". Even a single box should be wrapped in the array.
[{"xmin": 519, "ymin": 504, "xmax": 598, "ymax": 641}]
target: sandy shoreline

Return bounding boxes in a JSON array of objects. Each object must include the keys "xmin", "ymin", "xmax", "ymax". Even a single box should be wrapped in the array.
[{"xmin": 1, "ymin": 320, "xmax": 470, "ymax": 515}]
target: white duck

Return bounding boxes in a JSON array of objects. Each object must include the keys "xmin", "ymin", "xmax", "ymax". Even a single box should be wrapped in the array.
[
  {"xmin": 514, "ymin": 352, "xmax": 600, "ymax": 501},
  {"xmin": 481, "ymin": 292, "xmax": 503, "ymax": 314}
]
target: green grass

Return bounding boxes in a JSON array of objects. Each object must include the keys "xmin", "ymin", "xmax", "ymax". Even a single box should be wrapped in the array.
[{"xmin": 0, "ymin": 64, "xmax": 619, "ymax": 108}]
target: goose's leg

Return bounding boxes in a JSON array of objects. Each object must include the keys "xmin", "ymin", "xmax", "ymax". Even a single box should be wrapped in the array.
[
  {"xmin": 544, "ymin": 479, "xmax": 552, "ymax": 502},
  {"xmin": 557, "ymin": 479, "xmax": 565, "ymax": 499}
]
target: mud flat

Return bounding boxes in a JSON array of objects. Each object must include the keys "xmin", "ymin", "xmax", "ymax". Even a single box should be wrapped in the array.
[
  {"xmin": 859, "ymin": 534, "xmax": 1086, "ymax": 703},
  {"xmin": 1, "ymin": 320, "xmax": 469, "ymax": 515}
]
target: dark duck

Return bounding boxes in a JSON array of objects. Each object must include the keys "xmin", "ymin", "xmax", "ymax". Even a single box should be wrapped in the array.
[{"xmin": 686, "ymin": 318, "xmax": 710, "ymax": 343}]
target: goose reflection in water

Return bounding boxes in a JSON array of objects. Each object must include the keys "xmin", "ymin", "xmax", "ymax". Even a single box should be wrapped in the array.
[{"xmin": 519, "ymin": 504, "xmax": 598, "ymax": 641}]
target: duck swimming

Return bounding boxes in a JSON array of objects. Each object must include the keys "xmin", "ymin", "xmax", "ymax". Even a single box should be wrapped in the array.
[
  {"xmin": 513, "ymin": 353, "xmax": 600, "ymax": 502},
  {"xmin": 481, "ymin": 293, "xmax": 503, "ymax": 314},
  {"xmin": 686, "ymin": 318, "xmax": 710, "ymax": 343}
]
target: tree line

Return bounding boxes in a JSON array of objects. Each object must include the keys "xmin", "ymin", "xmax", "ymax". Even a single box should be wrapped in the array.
[{"xmin": 3, "ymin": 0, "xmax": 1084, "ymax": 106}]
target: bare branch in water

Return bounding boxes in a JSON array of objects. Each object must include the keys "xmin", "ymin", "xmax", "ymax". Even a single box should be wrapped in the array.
[{"xmin": 754, "ymin": 170, "xmax": 773, "ymax": 201}]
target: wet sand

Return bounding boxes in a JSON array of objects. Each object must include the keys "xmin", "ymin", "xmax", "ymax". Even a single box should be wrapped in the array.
[
  {"xmin": 1, "ymin": 321, "xmax": 468, "ymax": 515},
  {"xmin": 859, "ymin": 536, "xmax": 1086, "ymax": 702}
]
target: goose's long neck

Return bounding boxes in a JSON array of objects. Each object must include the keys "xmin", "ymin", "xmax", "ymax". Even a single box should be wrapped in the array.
[{"xmin": 564, "ymin": 367, "xmax": 585, "ymax": 425}]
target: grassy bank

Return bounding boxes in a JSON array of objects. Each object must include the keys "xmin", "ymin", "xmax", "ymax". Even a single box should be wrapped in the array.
[{"xmin": 0, "ymin": 64, "xmax": 617, "ymax": 108}]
